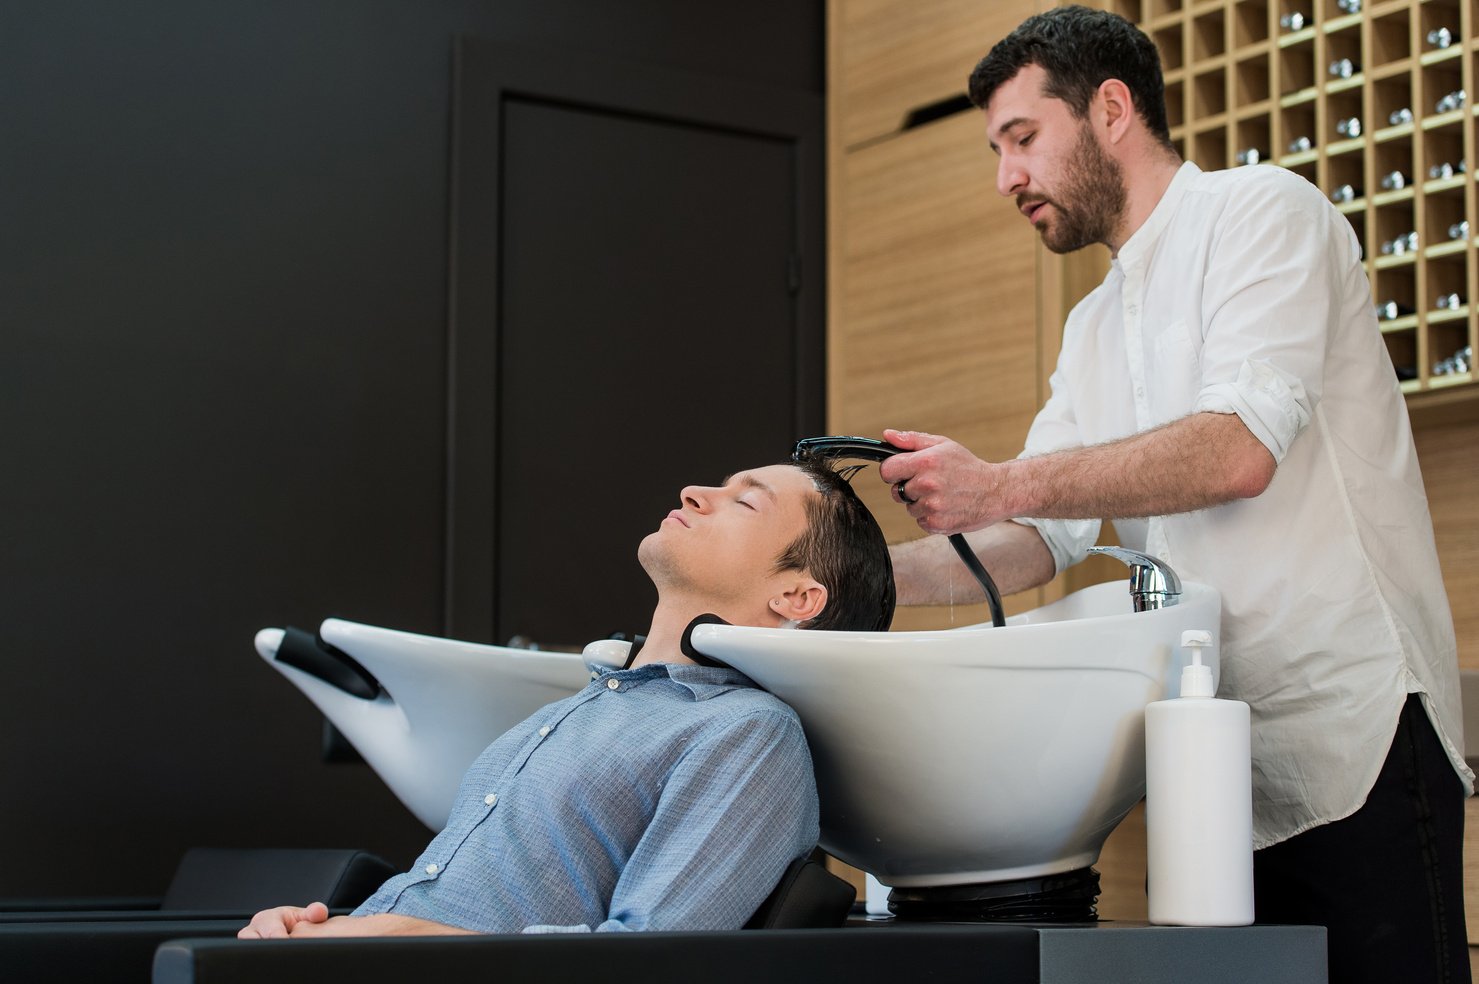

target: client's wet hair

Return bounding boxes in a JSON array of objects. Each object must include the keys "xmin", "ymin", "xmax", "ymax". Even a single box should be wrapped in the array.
[{"xmin": 774, "ymin": 459, "xmax": 896, "ymax": 633}]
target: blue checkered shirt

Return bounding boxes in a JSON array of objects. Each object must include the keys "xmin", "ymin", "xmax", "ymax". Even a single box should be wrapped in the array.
[{"xmin": 353, "ymin": 661, "xmax": 819, "ymax": 933}]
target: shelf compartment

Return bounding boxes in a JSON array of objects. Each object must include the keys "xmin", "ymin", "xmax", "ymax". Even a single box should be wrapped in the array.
[
  {"xmin": 1370, "ymin": 7, "xmax": 1412, "ymax": 68},
  {"xmin": 1374, "ymin": 197, "xmax": 1419, "ymax": 263},
  {"xmin": 1373, "ymin": 139, "xmax": 1415, "ymax": 194},
  {"xmin": 1166, "ymin": 77, "xmax": 1187, "ymax": 129},
  {"xmin": 1193, "ymin": 64, "xmax": 1230, "ymax": 118},
  {"xmin": 1427, "ymin": 315, "xmax": 1473, "ymax": 380},
  {"xmin": 1233, "ymin": 0, "xmax": 1271, "ymax": 48},
  {"xmin": 1423, "ymin": 125, "xmax": 1466, "ymax": 183},
  {"xmin": 1324, "ymin": 24, "xmax": 1363, "ymax": 82},
  {"xmin": 1418, "ymin": 0, "xmax": 1462, "ymax": 59},
  {"xmin": 1374, "ymin": 264, "xmax": 1418, "ymax": 317},
  {"xmin": 1327, "ymin": 85, "xmax": 1366, "ymax": 141},
  {"xmin": 1342, "ymin": 206, "xmax": 1368, "ymax": 250},
  {"xmin": 1234, "ymin": 52, "xmax": 1272, "ymax": 105},
  {"xmin": 1279, "ymin": 35, "xmax": 1317, "ymax": 94},
  {"xmin": 1421, "ymin": 58, "xmax": 1465, "ymax": 117},
  {"xmin": 1234, "ymin": 116, "xmax": 1272, "ymax": 163},
  {"xmin": 1372, "ymin": 71, "xmax": 1415, "ymax": 131},
  {"xmin": 1328, "ymin": 150, "xmax": 1366, "ymax": 203},
  {"xmin": 1191, "ymin": 123, "xmax": 1230, "ymax": 168},
  {"xmin": 1281, "ymin": 99, "xmax": 1318, "ymax": 154},
  {"xmin": 1154, "ymin": 21, "xmax": 1186, "ymax": 71},
  {"xmin": 1193, "ymin": 6, "xmax": 1228, "ymax": 59},
  {"xmin": 1384, "ymin": 329, "xmax": 1420, "ymax": 385},
  {"xmin": 1424, "ymin": 252, "xmax": 1468, "ymax": 311}
]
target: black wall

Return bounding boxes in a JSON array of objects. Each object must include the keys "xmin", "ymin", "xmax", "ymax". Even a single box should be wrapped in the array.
[{"xmin": 0, "ymin": 1, "xmax": 822, "ymax": 898}]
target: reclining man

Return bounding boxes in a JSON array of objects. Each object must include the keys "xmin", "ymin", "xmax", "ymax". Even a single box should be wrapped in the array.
[{"xmin": 241, "ymin": 458, "xmax": 895, "ymax": 938}]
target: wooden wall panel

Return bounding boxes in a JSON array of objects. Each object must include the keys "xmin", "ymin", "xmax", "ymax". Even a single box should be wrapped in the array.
[
  {"xmin": 831, "ymin": 0, "xmax": 1034, "ymax": 150},
  {"xmin": 1413, "ymin": 416, "xmax": 1479, "ymax": 669},
  {"xmin": 832, "ymin": 110, "xmax": 1042, "ymax": 627}
]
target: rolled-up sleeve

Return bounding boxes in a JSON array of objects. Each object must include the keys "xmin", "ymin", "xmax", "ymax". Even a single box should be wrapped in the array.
[{"xmin": 1189, "ymin": 178, "xmax": 1355, "ymax": 463}]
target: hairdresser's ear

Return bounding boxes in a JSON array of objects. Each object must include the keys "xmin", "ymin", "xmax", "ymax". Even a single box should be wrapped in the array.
[
  {"xmin": 773, "ymin": 578, "xmax": 827, "ymax": 623},
  {"xmin": 1097, "ymin": 78, "xmax": 1134, "ymax": 144}
]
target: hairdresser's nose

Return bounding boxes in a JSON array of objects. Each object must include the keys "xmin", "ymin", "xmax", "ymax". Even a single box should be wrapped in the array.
[{"xmin": 997, "ymin": 154, "xmax": 1027, "ymax": 198}]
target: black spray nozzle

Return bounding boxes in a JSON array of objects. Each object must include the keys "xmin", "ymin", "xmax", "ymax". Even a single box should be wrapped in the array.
[
  {"xmin": 792, "ymin": 434, "xmax": 1006, "ymax": 628},
  {"xmin": 793, "ymin": 435, "xmax": 906, "ymax": 464}
]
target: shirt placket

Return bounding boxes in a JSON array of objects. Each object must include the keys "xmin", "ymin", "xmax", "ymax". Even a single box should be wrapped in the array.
[
  {"xmin": 1120, "ymin": 262, "xmax": 1151, "ymax": 431},
  {"xmin": 411, "ymin": 681, "xmax": 608, "ymax": 889}
]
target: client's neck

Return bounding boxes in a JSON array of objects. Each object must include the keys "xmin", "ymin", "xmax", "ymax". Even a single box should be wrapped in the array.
[{"xmin": 632, "ymin": 594, "xmax": 764, "ymax": 668}]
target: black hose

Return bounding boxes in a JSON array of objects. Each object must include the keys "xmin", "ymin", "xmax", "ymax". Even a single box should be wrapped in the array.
[
  {"xmin": 793, "ymin": 436, "xmax": 1007, "ymax": 628},
  {"xmin": 948, "ymin": 533, "xmax": 1006, "ymax": 628}
]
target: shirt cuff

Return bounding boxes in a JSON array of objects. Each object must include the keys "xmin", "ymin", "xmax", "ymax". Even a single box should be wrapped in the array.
[
  {"xmin": 1194, "ymin": 359, "xmax": 1311, "ymax": 464},
  {"xmin": 521, "ymin": 923, "xmax": 593, "ymax": 934},
  {"xmin": 1010, "ymin": 517, "xmax": 1101, "ymax": 576},
  {"xmin": 522, "ymin": 919, "xmax": 632, "ymax": 934}
]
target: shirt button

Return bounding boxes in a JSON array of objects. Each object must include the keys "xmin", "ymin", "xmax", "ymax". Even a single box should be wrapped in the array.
[
  {"xmin": 424, "ymin": 863, "xmax": 439, "ymax": 876},
  {"xmin": 607, "ymin": 678, "xmax": 620, "ymax": 690},
  {"xmin": 590, "ymin": 670, "xmax": 599, "ymax": 680},
  {"xmin": 538, "ymin": 726, "xmax": 550, "ymax": 737},
  {"xmin": 484, "ymin": 793, "xmax": 498, "ymax": 806}
]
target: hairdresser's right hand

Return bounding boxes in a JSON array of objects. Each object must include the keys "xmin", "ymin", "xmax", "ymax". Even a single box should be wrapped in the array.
[{"xmin": 238, "ymin": 900, "xmax": 330, "ymax": 939}]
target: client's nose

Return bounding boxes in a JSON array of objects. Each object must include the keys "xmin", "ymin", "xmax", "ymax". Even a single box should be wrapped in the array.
[{"xmin": 680, "ymin": 485, "xmax": 711, "ymax": 512}]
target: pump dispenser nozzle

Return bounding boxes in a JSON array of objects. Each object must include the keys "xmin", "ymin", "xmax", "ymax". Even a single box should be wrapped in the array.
[{"xmin": 1179, "ymin": 629, "xmax": 1215, "ymax": 698}]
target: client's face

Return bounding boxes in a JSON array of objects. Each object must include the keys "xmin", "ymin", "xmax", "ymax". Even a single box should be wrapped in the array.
[{"xmin": 638, "ymin": 464, "xmax": 817, "ymax": 609}]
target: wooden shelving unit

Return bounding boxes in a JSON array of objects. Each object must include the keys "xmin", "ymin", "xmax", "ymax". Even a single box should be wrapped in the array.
[{"xmin": 1105, "ymin": 0, "xmax": 1477, "ymax": 397}]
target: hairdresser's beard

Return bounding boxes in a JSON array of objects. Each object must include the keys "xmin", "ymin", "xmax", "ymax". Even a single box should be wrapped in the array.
[{"xmin": 1028, "ymin": 124, "xmax": 1127, "ymax": 255}]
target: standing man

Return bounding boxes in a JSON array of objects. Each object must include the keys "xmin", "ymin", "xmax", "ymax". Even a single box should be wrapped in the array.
[{"xmin": 879, "ymin": 7, "xmax": 1471, "ymax": 983}]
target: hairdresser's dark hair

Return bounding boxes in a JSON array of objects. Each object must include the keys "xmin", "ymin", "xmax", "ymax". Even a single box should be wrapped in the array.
[
  {"xmin": 968, "ymin": 5, "xmax": 1174, "ymax": 152},
  {"xmin": 774, "ymin": 459, "xmax": 896, "ymax": 633}
]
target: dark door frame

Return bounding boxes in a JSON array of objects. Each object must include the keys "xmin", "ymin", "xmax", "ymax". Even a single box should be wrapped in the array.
[{"xmin": 445, "ymin": 37, "xmax": 824, "ymax": 641}]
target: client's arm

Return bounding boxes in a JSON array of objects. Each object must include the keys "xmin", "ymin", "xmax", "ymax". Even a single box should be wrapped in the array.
[
  {"xmin": 524, "ymin": 708, "xmax": 819, "ymax": 933},
  {"xmin": 239, "ymin": 901, "xmax": 474, "ymax": 939}
]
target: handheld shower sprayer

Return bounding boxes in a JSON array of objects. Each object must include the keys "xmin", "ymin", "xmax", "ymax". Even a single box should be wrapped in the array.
[{"xmin": 792, "ymin": 436, "xmax": 1007, "ymax": 628}]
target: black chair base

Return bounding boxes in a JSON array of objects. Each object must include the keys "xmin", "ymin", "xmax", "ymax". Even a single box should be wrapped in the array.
[{"xmin": 886, "ymin": 866, "xmax": 1100, "ymax": 922}]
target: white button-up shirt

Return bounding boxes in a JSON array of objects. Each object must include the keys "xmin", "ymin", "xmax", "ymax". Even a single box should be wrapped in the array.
[{"xmin": 1018, "ymin": 161, "xmax": 1471, "ymax": 848}]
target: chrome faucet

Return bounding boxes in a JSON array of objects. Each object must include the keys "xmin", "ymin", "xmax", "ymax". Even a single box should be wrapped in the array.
[{"xmin": 1088, "ymin": 546, "xmax": 1182, "ymax": 611}]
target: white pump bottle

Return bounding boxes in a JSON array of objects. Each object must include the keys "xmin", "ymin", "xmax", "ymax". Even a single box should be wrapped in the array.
[{"xmin": 1144, "ymin": 629, "xmax": 1254, "ymax": 926}]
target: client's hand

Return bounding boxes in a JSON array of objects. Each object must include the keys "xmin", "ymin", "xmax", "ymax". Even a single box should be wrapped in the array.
[{"xmin": 238, "ymin": 901, "xmax": 330, "ymax": 939}]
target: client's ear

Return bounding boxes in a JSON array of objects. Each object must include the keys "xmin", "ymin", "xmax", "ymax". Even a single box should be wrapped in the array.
[{"xmin": 772, "ymin": 577, "xmax": 827, "ymax": 623}]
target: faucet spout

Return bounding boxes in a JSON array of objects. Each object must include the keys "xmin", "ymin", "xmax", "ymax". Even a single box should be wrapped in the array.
[{"xmin": 1087, "ymin": 546, "xmax": 1182, "ymax": 611}]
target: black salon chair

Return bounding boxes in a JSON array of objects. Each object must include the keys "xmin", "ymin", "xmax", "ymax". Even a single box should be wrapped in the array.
[
  {"xmin": 743, "ymin": 856, "xmax": 856, "ymax": 929},
  {"xmin": 3, "ymin": 853, "xmax": 854, "ymax": 984},
  {"xmin": 151, "ymin": 856, "xmax": 857, "ymax": 984}
]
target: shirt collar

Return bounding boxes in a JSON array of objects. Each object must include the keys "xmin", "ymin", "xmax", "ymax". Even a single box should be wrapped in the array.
[
  {"xmin": 1114, "ymin": 160, "xmax": 1200, "ymax": 271},
  {"xmin": 596, "ymin": 661, "xmax": 759, "ymax": 701}
]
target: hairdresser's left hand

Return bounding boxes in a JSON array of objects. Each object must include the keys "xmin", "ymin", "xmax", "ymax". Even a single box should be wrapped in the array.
[{"xmin": 878, "ymin": 429, "xmax": 1009, "ymax": 535}]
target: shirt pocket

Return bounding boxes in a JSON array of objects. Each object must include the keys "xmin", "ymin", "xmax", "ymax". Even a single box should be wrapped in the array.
[{"xmin": 1148, "ymin": 320, "xmax": 1202, "ymax": 425}]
